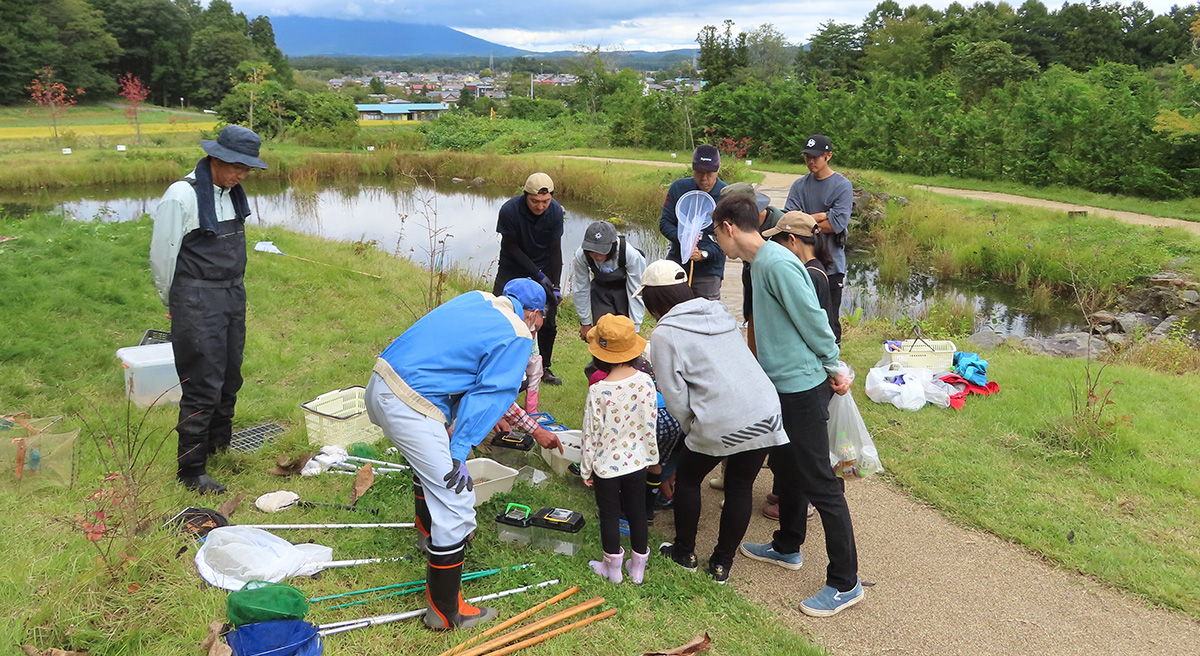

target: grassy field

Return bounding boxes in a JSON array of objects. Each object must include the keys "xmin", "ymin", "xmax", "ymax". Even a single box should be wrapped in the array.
[
  {"xmin": 0, "ymin": 104, "xmax": 215, "ymax": 141},
  {"xmin": 0, "ymin": 212, "xmax": 824, "ymax": 656},
  {"xmin": 869, "ymin": 191, "xmax": 1200, "ymax": 296},
  {"xmin": 844, "ymin": 320, "xmax": 1200, "ymax": 617},
  {"xmin": 3, "ymin": 204, "xmax": 1200, "ymax": 656}
]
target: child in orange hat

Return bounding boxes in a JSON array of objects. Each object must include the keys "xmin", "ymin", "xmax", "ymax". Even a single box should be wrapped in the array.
[{"xmin": 581, "ymin": 313, "xmax": 659, "ymax": 584}]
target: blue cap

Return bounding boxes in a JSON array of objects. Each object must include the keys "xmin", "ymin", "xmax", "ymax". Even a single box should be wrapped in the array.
[{"xmin": 503, "ymin": 278, "xmax": 546, "ymax": 312}]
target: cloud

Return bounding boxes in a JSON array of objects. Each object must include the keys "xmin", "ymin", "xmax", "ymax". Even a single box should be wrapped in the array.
[{"xmin": 231, "ymin": 1, "xmax": 1193, "ymax": 51}]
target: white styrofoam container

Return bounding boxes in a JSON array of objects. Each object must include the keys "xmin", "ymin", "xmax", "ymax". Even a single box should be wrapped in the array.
[
  {"xmin": 466, "ymin": 457, "xmax": 518, "ymax": 507},
  {"xmin": 539, "ymin": 429, "xmax": 583, "ymax": 476},
  {"xmin": 115, "ymin": 343, "xmax": 182, "ymax": 408}
]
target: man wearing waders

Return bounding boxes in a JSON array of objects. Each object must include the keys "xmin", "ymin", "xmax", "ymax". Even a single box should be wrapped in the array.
[
  {"xmin": 364, "ymin": 279, "xmax": 561, "ymax": 629},
  {"xmin": 150, "ymin": 125, "xmax": 267, "ymax": 494},
  {"xmin": 570, "ymin": 220, "xmax": 647, "ymax": 342}
]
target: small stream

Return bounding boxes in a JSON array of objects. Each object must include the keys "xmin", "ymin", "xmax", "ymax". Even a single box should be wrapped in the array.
[{"xmin": 1, "ymin": 179, "xmax": 1082, "ymax": 338}]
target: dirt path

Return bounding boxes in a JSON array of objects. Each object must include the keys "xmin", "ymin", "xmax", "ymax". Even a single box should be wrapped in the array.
[
  {"xmin": 553, "ymin": 154, "xmax": 1200, "ymax": 653},
  {"xmin": 100, "ymin": 102, "xmax": 210, "ymax": 117},
  {"xmin": 917, "ymin": 185, "xmax": 1200, "ymax": 236}
]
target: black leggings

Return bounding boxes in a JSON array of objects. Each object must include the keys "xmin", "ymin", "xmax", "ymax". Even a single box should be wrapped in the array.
[
  {"xmin": 673, "ymin": 445, "xmax": 770, "ymax": 570},
  {"xmin": 592, "ymin": 468, "xmax": 648, "ymax": 555}
]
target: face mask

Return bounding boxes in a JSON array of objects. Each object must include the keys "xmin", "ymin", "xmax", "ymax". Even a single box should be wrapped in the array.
[{"xmin": 596, "ymin": 260, "xmax": 617, "ymax": 274}]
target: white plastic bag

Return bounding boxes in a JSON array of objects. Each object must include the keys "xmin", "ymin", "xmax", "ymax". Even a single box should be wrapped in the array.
[
  {"xmin": 865, "ymin": 361, "xmax": 926, "ymax": 411},
  {"xmin": 894, "ymin": 377, "xmax": 925, "ymax": 411},
  {"xmin": 827, "ymin": 392, "xmax": 883, "ymax": 478},
  {"xmin": 195, "ymin": 526, "xmax": 333, "ymax": 591},
  {"xmin": 920, "ymin": 378, "xmax": 955, "ymax": 409},
  {"xmin": 864, "ymin": 362, "xmax": 905, "ymax": 404}
]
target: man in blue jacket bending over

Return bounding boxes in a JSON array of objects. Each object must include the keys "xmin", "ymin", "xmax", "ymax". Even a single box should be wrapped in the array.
[{"xmin": 365, "ymin": 278, "xmax": 560, "ymax": 630}]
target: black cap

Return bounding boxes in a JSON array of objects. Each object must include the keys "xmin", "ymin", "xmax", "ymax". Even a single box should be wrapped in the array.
[
  {"xmin": 692, "ymin": 144, "xmax": 721, "ymax": 172},
  {"xmin": 802, "ymin": 134, "xmax": 832, "ymax": 157}
]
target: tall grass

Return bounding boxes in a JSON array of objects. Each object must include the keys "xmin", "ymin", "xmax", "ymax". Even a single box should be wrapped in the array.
[
  {"xmin": 0, "ymin": 148, "xmax": 681, "ymax": 225},
  {"xmin": 863, "ymin": 192, "xmax": 1200, "ymax": 295}
]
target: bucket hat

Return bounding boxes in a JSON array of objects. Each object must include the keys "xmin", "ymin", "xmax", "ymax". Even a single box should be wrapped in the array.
[
  {"xmin": 201, "ymin": 125, "xmax": 268, "ymax": 169},
  {"xmin": 587, "ymin": 314, "xmax": 647, "ymax": 363}
]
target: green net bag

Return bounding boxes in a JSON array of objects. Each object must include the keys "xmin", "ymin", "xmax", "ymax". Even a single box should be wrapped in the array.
[{"xmin": 227, "ymin": 581, "xmax": 309, "ymax": 628}]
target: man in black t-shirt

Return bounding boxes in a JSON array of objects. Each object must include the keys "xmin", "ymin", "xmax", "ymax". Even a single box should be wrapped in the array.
[{"xmin": 493, "ymin": 172, "xmax": 565, "ymax": 385}]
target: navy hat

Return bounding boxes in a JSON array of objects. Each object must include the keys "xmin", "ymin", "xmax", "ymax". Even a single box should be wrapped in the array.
[
  {"xmin": 503, "ymin": 278, "xmax": 547, "ymax": 313},
  {"xmin": 201, "ymin": 125, "xmax": 268, "ymax": 169},
  {"xmin": 692, "ymin": 145, "xmax": 721, "ymax": 172},
  {"xmin": 802, "ymin": 134, "xmax": 832, "ymax": 157}
]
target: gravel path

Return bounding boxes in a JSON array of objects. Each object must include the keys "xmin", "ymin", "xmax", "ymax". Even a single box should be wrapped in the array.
[{"xmin": 553, "ymin": 155, "xmax": 1200, "ymax": 653}]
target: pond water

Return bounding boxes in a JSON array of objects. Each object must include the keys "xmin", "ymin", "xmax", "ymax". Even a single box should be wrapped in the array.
[{"xmin": 1, "ymin": 180, "xmax": 1082, "ymax": 338}]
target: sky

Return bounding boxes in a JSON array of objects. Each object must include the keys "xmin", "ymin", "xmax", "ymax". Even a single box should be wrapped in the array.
[{"xmin": 228, "ymin": 1, "xmax": 1197, "ymax": 52}]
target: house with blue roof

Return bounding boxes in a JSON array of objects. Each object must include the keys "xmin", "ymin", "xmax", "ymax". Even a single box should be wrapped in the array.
[{"xmin": 356, "ymin": 103, "xmax": 449, "ymax": 122}]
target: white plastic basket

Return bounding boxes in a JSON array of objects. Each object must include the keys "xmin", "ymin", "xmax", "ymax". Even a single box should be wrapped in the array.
[
  {"xmin": 882, "ymin": 339, "xmax": 957, "ymax": 372},
  {"xmin": 301, "ymin": 386, "xmax": 384, "ymax": 447}
]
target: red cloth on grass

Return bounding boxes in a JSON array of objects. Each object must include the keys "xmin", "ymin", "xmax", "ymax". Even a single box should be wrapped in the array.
[{"xmin": 939, "ymin": 373, "xmax": 1000, "ymax": 410}]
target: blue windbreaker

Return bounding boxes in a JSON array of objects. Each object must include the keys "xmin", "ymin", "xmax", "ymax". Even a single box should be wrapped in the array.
[{"xmin": 378, "ymin": 291, "xmax": 533, "ymax": 460}]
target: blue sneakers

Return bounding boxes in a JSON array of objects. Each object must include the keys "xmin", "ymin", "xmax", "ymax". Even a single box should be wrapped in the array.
[
  {"xmin": 738, "ymin": 542, "xmax": 803, "ymax": 570},
  {"xmin": 799, "ymin": 580, "xmax": 865, "ymax": 617}
]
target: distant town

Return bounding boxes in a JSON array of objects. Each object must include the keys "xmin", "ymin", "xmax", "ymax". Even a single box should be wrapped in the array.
[{"xmin": 332, "ymin": 69, "xmax": 705, "ymax": 109}]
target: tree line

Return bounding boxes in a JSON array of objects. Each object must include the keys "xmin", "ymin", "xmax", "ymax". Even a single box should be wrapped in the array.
[
  {"xmin": 0, "ymin": 0, "xmax": 292, "ymax": 107},
  {"xmin": 692, "ymin": 1, "xmax": 1200, "ymax": 199}
]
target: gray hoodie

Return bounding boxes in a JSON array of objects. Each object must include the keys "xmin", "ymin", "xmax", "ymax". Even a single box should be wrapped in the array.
[{"xmin": 649, "ymin": 298, "xmax": 789, "ymax": 457}]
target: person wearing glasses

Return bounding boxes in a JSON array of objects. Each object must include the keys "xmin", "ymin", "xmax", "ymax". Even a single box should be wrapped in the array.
[{"xmin": 364, "ymin": 278, "xmax": 560, "ymax": 630}]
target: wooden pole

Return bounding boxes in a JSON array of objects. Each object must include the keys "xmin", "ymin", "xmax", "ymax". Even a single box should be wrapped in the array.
[
  {"xmin": 450, "ymin": 597, "xmax": 606, "ymax": 656},
  {"xmin": 476, "ymin": 609, "xmax": 618, "ymax": 656},
  {"xmin": 439, "ymin": 586, "xmax": 580, "ymax": 656}
]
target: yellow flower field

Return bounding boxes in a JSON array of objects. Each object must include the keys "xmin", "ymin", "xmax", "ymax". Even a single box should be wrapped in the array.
[{"xmin": 0, "ymin": 120, "xmax": 217, "ymax": 140}]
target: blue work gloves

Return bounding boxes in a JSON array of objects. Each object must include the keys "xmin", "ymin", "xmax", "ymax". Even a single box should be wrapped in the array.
[
  {"xmin": 443, "ymin": 458, "xmax": 473, "ymax": 494},
  {"xmin": 551, "ymin": 287, "xmax": 562, "ymax": 304}
]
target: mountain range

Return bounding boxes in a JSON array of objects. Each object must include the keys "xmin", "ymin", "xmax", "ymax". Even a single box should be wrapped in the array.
[{"xmin": 270, "ymin": 16, "xmax": 695, "ymax": 63}]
